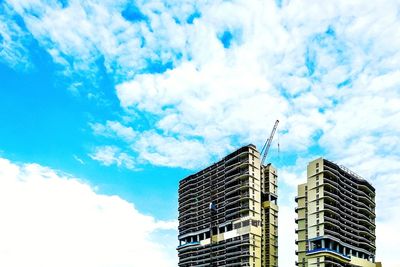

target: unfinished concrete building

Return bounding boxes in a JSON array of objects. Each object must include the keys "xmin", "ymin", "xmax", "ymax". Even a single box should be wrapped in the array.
[
  {"xmin": 295, "ymin": 158, "xmax": 382, "ymax": 267},
  {"xmin": 177, "ymin": 144, "xmax": 278, "ymax": 267}
]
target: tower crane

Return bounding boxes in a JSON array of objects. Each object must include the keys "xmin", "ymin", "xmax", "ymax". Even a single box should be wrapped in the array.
[{"xmin": 260, "ymin": 120, "xmax": 279, "ymax": 166}]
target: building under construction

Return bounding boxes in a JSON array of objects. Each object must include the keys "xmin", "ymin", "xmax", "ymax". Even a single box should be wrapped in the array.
[
  {"xmin": 295, "ymin": 158, "xmax": 382, "ymax": 267},
  {"xmin": 177, "ymin": 144, "xmax": 278, "ymax": 267}
]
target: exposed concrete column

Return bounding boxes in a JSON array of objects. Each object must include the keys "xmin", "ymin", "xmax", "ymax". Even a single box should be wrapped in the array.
[
  {"xmin": 329, "ymin": 241, "xmax": 333, "ymax": 250},
  {"xmin": 343, "ymin": 247, "xmax": 346, "ymax": 256},
  {"xmin": 321, "ymin": 239, "xmax": 325, "ymax": 248},
  {"xmin": 336, "ymin": 244, "xmax": 339, "ymax": 252}
]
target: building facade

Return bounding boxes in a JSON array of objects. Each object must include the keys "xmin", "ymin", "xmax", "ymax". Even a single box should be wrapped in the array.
[
  {"xmin": 177, "ymin": 144, "xmax": 278, "ymax": 267},
  {"xmin": 295, "ymin": 158, "xmax": 381, "ymax": 267}
]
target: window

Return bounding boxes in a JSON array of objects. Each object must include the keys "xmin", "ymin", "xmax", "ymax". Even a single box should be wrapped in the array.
[{"xmin": 212, "ymin": 227, "xmax": 218, "ymax": 235}]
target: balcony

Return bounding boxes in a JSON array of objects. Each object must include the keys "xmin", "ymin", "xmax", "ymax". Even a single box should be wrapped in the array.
[
  {"xmin": 177, "ymin": 241, "xmax": 201, "ymax": 250},
  {"xmin": 306, "ymin": 247, "xmax": 350, "ymax": 260}
]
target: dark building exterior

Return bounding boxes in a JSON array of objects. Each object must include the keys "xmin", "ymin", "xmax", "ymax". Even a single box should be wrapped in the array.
[
  {"xmin": 177, "ymin": 144, "xmax": 278, "ymax": 267},
  {"xmin": 295, "ymin": 158, "xmax": 381, "ymax": 267}
]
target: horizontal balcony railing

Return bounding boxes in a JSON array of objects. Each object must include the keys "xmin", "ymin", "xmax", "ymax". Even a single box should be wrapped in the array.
[
  {"xmin": 323, "ymin": 166, "xmax": 375, "ymax": 201},
  {"xmin": 324, "ymin": 215, "xmax": 376, "ymax": 239},
  {"xmin": 323, "ymin": 183, "xmax": 375, "ymax": 213},
  {"xmin": 324, "ymin": 225, "xmax": 376, "ymax": 250},
  {"xmin": 323, "ymin": 193, "xmax": 375, "ymax": 224}
]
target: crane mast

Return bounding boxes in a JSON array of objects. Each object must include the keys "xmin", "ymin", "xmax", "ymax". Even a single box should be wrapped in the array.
[{"xmin": 260, "ymin": 120, "xmax": 279, "ymax": 166}]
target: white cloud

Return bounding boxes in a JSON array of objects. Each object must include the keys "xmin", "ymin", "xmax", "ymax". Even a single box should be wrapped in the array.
[
  {"xmin": 89, "ymin": 146, "xmax": 135, "ymax": 169},
  {"xmin": 73, "ymin": 154, "xmax": 85, "ymax": 164},
  {"xmin": 376, "ymin": 208, "xmax": 400, "ymax": 267},
  {"xmin": 113, "ymin": 0, "xmax": 400, "ymax": 175},
  {"xmin": 2, "ymin": 0, "xmax": 400, "ymax": 265},
  {"xmin": 0, "ymin": 157, "xmax": 177, "ymax": 267},
  {"xmin": 4, "ymin": 0, "xmax": 193, "ymax": 82},
  {"xmin": 91, "ymin": 120, "xmax": 137, "ymax": 142},
  {"xmin": 133, "ymin": 131, "xmax": 211, "ymax": 169},
  {"xmin": 0, "ymin": 3, "xmax": 32, "ymax": 70},
  {"xmin": 279, "ymin": 204, "xmax": 297, "ymax": 267}
]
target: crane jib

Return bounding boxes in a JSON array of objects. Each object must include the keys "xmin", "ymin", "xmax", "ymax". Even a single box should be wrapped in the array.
[{"xmin": 261, "ymin": 120, "xmax": 279, "ymax": 166}]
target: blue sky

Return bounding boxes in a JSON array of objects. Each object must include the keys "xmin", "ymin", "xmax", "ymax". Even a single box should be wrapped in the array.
[
  {"xmin": 1, "ymin": 0, "xmax": 400, "ymax": 266},
  {"xmin": 0, "ymin": 42, "xmax": 188, "ymax": 220}
]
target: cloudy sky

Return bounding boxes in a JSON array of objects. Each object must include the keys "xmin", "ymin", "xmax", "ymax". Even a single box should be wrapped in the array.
[{"xmin": 0, "ymin": 0, "xmax": 399, "ymax": 266}]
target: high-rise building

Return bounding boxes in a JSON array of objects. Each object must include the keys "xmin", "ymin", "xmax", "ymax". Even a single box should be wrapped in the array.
[
  {"xmin": 177, "ymin": 144, "xmax": 278, "ymax": 267},
  {"xmin": 295, "ymin": 158, "xmax": 382, "ymax": 267}
]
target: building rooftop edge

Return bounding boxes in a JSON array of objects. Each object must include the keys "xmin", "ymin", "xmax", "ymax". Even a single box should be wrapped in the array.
[
  {"xmin": 310, "ymin": 157, "xmax": 375, "ymax": 191},
  {"xmin": 179, "ymin": 144, "xmax": 258, "ymax": 183}
]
